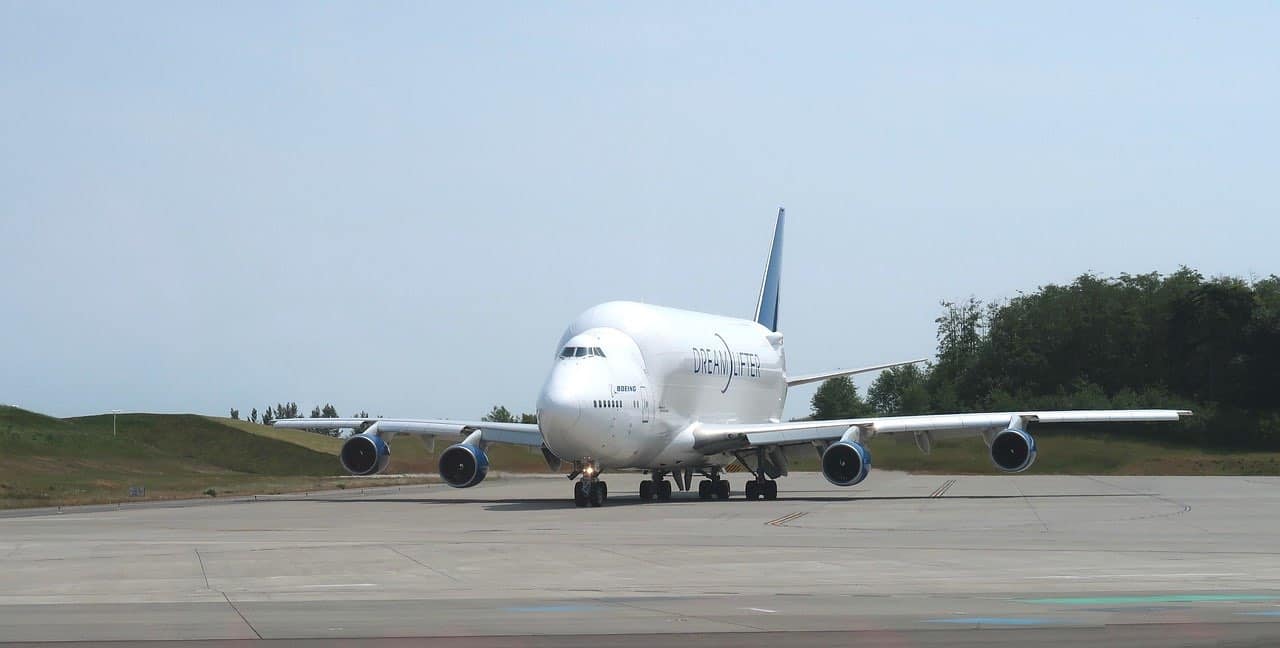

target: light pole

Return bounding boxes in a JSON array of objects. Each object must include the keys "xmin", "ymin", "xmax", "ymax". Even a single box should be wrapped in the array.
[{"xmin": 111, "ymin": 409, "xmax": 121, "ymax": 437}]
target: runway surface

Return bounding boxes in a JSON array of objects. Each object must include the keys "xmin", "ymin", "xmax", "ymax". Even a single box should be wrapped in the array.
[{"xmin": 2, "ymin": 472, "xmax": 1280, "ymax": 646}]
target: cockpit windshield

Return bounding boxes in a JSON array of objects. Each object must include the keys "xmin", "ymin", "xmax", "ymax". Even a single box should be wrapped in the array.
[{"xmin": 559, "ymin": 346, "xmax": 606, "ymax": 359}]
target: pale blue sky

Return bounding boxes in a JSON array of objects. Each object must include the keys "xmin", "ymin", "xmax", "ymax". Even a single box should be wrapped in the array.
[{"xmin": 2, "ymin": 2, "xmax": 1276, "ymax": 421}]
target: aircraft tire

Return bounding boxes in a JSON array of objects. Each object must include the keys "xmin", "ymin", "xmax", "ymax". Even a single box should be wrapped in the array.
[
  {"xmin": 698, "ymin": 480, "xmax": 712, "ymax": 499},
  {"xmin": 745, "ymin": 481, "xmax": 759, "ymax": 500},
  {"xmin": 657, "ymin": 480, "xmax": 672, "ymax": 501},
  {"xmin": 574, "ymin": 482, "xmax": 588, "ymax": 507},
  {"xmin": 639, "ymin": 480, "xmax": 655, "ymax": 501},
  {"xmin": 589, "ymin": 482, "xmax": 604, "ymax": 507},
  {"xmin": 715, "ymin": 479, "xmax": 730, "ymax": 500},
  {"xmin": 764, "ymin": 480, "xmax": 778, "ymax": 500}
]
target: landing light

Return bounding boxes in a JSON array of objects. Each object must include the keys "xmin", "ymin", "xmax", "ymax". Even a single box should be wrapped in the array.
[{"xmin": 583, "ymin": 465, "xmax": 596, "ymax": 477}]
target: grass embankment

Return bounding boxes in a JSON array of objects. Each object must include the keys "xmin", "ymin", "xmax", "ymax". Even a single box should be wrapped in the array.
[
  {"xmin": 0, "ymin": 407, "xmax": 431, "ymax": 509},
  {"xmin": 214, "ymin": 416, "xmax": 553, "ymax": 474}
]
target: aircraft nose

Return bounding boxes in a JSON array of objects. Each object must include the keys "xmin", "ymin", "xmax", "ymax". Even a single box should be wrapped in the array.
[{"xmin": 538, "ymin": 372, "xmax": 583, "ymax": 440}]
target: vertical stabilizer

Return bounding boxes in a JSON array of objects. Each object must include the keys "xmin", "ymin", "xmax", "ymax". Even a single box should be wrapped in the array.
[{"xmin": 754, "ymin": 208, "xmax": 785, "ymax": 331}]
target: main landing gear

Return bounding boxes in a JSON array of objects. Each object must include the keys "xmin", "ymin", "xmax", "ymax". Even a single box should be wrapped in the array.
[
  {"xmin": 639, "ymin": 473, "xmax": 673, "ymax": 502},
  {"xmin": 640, "ymin": 468, "xmax": 730, "ymax": 501},
  {"xmin": 737, "ymin": 448, "xmax": 779, "ymax": 501},
  {"xmin": 571, "ymin": 461, "xmax": 607, "ymax": 507},
  {"xmin": 697, "ymin": 468, "xmax": 730, "ymax": 500},
  {"xmin": 744, "ymin": 478, "xmax": 777, "ymax": 501}
]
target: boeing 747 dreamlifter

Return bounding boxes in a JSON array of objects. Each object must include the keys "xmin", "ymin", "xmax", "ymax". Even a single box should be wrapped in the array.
[{"xmin": 275, "ymin": 210, "xmax": 1191, "ymax": 506}]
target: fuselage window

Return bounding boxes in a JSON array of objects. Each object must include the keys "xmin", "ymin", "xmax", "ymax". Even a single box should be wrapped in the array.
[
  {"xmin": 593, "ymin": 347, "xmax": 606, "ymax": 357},
  {"xmin": 574, "ymin": 347, "xmax": 588, "ymax": 357},
  {"xmin": 560, "ymin": 347, "xmax": 574, "ymax": 358}
]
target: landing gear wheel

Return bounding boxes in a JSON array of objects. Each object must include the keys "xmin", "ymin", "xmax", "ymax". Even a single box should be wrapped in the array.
[
  {"xmin": 698, "ymin": 480, "xmax": 713, "ymax": 500},
  {"xmin": 599, "ymin": 481, "xmax": 608, "ymax": 503},
  {"xmin": 588, "ymin": 481, "xmax": 605, "ymax": 507},
  {"xmin": 639, "ymin": 480, "xmax": 655, "ymax": 501},
  {"xmin": 715, "ymin": 479, "xmax": 730, "ymax": 500},
  {"xmin": 657, "ymin": 480, "xmax": 672, "ymax": 501},
  {"xmin": 745, "ymin": 481, "xmax": 759, "ymax": 500},
  {"xmin": 763, "ymin": 480, "xmax": 778, "ymax": 500},
  {"xmin": 574, "ymin": 482, "xmax": 588, "ymax": 507}
]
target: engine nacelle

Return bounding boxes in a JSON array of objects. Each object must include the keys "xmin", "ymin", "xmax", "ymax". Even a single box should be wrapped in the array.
[
  {"xmin": 339, "ymin": 433, "xmax": 391, "ymax": 476},
  {"xmin": 438, "ymin": 443, "xmax": 489, "ymax": 488},
  {"xmin": 990, "ymin": 428, "xmax": 1037, "ymax": 473},
  {"xmin": 821, "ymin": 440, "xmax": 872, "ymax": 487}
]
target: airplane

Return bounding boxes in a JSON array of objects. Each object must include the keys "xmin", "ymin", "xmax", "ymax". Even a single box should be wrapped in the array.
[{"xmin": 274, "ymin": 209, "xmax": 1192, "ymax": 507}]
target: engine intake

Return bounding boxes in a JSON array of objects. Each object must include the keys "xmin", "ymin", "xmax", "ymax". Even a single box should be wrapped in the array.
[
  {"xmin": 990, "ymin": 428, "xmax": 1037, "ymax": 473},
  {"xmin": 821, "ymin": 440, "xmax": 872, "ymax": 487},
  {"xmin": 339, "ymin": 433, "xmax": 391, "ymax": 476},
  {"xmin": 439, "ymin": 443, "xmax": 489, "ymax": 488}
]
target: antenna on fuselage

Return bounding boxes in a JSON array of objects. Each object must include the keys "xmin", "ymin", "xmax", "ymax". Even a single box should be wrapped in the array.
[{"xmin": 753, "ymin": 208, "xmax": 785, "ymax": 332}]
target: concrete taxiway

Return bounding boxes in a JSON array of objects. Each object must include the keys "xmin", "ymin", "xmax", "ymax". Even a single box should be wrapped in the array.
[{"xmin": 2, "ymin": 472, "xmax": 1279, "ymax": 646}]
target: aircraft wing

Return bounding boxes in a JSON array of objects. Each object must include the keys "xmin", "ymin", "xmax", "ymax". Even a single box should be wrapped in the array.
[
  {"xmin": 691, "ymin": 409, "xmax": 1193, "ymax": 452},
  {"xmin": 272, "ymin": 418, "xmax": 543, "ymax": 447}
]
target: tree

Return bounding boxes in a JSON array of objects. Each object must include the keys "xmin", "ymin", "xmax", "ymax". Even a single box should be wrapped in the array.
[
  {"xmin": 250, "ymin": 408, "xmax": 258, "ymax": 423},
  {"xmin": 273, "ymin": 402, "xmax": 299, "ymax": 419},
  {"xmin": 519, "ymin": 412, "xmax": 538, "ymax": 424},
  {"xmin": 261, "ymin": 406, "xmax": 274, "ymax": 426},
  {"xmin": 868, "ymin": 364, "xmax": 930, "ymax": 415},
  {"xmin": 810, "ymin": 376, "xmax": 871, "ymax": 420},
  {"xmin": 310, "ymin": 406, "xmax": 322, "ymax": 418},
  {"xmin": 321, "ymin": 403, "xmax": 339, "ymax": 418},
  {"xmin": 229, "ymin": 408, "xmax": 240, "ymax": 420},
  {"xmin": 482, "ymin": 405, "xmax": 514, "ymax": 422}
]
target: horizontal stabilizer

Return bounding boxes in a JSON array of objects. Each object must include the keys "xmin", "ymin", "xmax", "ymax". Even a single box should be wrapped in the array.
[{"xmin": 786, "ymin": 358, "xmax": 928, "ymax": 387}]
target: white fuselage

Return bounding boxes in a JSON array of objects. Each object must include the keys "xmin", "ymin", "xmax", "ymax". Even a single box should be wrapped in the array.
[{"xmin": 535, "ymin": 301, "xmax": 787, "ymax": 470}]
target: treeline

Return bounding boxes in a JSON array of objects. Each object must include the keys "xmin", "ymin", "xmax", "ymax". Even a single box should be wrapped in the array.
[
  {"xmin": 227, "ymin": 402, "xmax": 535, "ymax": 429},
  {"xmin": 818, "ymin": 269, "xmax": 1280, "ymax": 450},
  {"xmin": 228, "ymin": 402, "xmax": 369, "ymax": 430}
]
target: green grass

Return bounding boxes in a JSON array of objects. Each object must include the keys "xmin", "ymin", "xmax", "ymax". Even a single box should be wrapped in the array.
[
  {"xmin": 210, "ymin": 417, "xmax": 554, "ymax": 473},
  {"xmin": 4, "ymin": 404, "xmax": 1276, "ymax": 509},
  {"xmin": 0, "ymin": 406, "xmax": 370, "ymax": 508},
  {"xmin": 846, "ymin": 430, "xmax": 1280, "ymax": 476},
  {"xmin": 211, "ymin": 417, "xmax": 344, "ymax": 454},
  {"xmin": 0, "ymin": 406, "xmax": 556, "ymax": 509}
]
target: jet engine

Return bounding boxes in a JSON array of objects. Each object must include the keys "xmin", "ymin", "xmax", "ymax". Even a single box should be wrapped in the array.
[
  {"xmin": 821, "ymin": 440, "xmax": 872, "ymax": 487},
  {"xmin": 438, "ymin": 443, "xmax": 490, "ymax": 488},
  {"xmin": 989, "ymin": 428, "xmax": 1037, "ymax": 473},
  {"xmin": 339, "ymin": 433, "xmax": 391, "ymax": 476}
]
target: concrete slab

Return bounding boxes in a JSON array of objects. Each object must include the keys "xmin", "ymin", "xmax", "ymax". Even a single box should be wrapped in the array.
[{"xmin": 2, "ymin": 472, "xmax": 1279, "ymax": 644}]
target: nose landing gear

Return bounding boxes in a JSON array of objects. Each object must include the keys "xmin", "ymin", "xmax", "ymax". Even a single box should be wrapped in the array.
[{"xmin": 570, "ymin": 461, "xmax": 607, "ymax": 507}]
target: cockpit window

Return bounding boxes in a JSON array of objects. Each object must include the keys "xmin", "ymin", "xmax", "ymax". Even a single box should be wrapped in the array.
[{"xmin": 560, "ymin": 345, "xmax": 607, "ymax": 359}]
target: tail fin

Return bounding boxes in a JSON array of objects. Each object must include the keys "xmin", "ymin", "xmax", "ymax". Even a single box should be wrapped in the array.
[{"xmin": 754, "ymin": 208, "xmax": 785, "ymax": 332}]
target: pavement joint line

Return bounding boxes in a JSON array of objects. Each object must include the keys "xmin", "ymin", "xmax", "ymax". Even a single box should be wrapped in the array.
[
  {"xmin": 1012, "ymin": 482, "xmax": 1051, "ymax": 533},
  {"xmin": 388, "ymin": 545, "xmax": 461, "ymax": 583},
  {"xmin": 194, "ymin": 548, "xmax": 210, "ymax": 590},
  {"xmin": 222, "ymin": 591, "xmax": 262, "ymax": 640}
]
